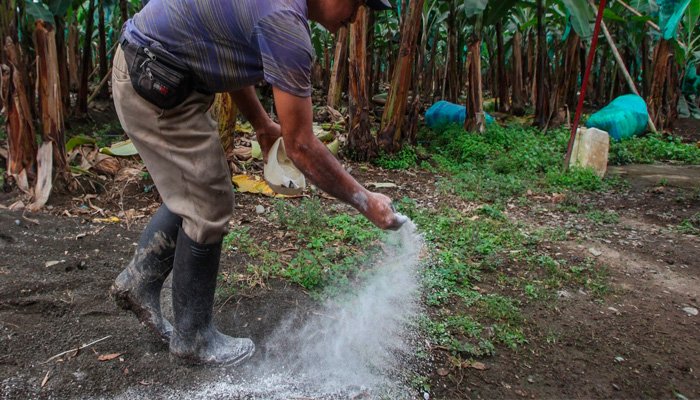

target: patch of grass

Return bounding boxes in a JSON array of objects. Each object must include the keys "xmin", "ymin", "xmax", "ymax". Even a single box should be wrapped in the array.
[
  {"xmin": 420, "ymin": 125, "xmax": 620, "ymax": 204},
  {"xmin": 375, "ymin": 146, "xmax": 418, "ymax": 170},
  {"xmin": 524, "ymin": 253, "xmax": 609, "ymax": 298},
  {"xmin": 586, "ymin": 210, "xmax": 620, "ymax": 225},
  {"xmin": 223, "ymin": 226, "xmax": 258, "ymax": 256},
  {"xmin": 609, "ymin": 133, "xmax": 700, "ymax": 165},
  {"xmin": 400, "ymin": 201, "xmax": 544, "ymax": 358},
  {"xmin": 219, "ymin": 198, "xmax": 385, "ymax": 297},
  {"xmin": 222, "ymin": 226, "xmax": 282, "ymax": 291},
  {"xmin": 221, "ymin": 200, "xmax": 383, "ymax": 297},
  {"xmin": 677, "ymin": 213, "xmax": 700, "ymax": 236},
  {"xmin": 410, "ymin": 374, "xmax": 431, "ymax": 393}
]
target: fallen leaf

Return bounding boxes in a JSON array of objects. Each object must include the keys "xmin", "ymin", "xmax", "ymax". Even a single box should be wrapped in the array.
[
  {"xmin": 100, "ymin": 140, "xmax": 138, "ymax": 157},
  {"xmin": 232, "ymin": 146, "xmax": 253, "ymax": 161},
  {"xmin": 45, "ymin": 260, "xmax": 62, "ymax": 268},
  {"xmin": 92, "ymin": 216, "xmax": 121, "ymax": 224},
  {"xmin": 467, "ymin": 361, "xmax": 488, "ymax": 370},
  {"xmin": 326, "ymin": 138, "xmax": 340, "ymax": 156},
  {"xmin": 97, "ymin": 352, "xmax": 124, "ymax": 362},
  {"xmin": 28, "ymin": 142, "xmax": 53, "ymax": 212},
  {"xmin": 41, "ymin": 370, "xmax": 51, "ymax": 387},
  {"xmin": 232, "ymin": 175, "xmax": 291, "ymax": 198},
  {"xmin": 66, "ymin": 135, "xmax": 97, "ymax": 152},
  {"xmin": 250, "ymin": 141, "xmax": 262, "ymax": 160},
  {"xmin": 550, "ymin": 193, "xmax": 566, "ymax": 203},
  {"xmin": 236, "ymin": 122, "xmax": 254, "ymax": 134},
  {"xmin": 368, "ymin": 182, "xmax": 398, "ymax": 189}
]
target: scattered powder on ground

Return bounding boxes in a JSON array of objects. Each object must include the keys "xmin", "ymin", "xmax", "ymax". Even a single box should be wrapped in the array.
[{"xmin": 113, "ymin": 219, "xmax": 424, "ymax": 400}]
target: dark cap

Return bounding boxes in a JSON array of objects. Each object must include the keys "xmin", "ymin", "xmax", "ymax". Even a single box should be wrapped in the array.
[{"xmin": 366, "ymin": 0, "xmax": 393, "ymax": 10}]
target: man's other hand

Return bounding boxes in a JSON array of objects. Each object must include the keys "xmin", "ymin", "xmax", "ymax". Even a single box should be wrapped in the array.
[{"xmin": 256, "ymin": 121, "xmax": 282, "ymax": 163}]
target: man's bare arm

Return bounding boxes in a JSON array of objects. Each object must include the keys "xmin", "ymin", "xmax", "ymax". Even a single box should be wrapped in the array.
[{"xmin": 273, "ymin": 87, "xmax": 405, "ymax": 230}]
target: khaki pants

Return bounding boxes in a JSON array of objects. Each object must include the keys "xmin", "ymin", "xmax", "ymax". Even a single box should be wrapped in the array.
[{"xmin": 112, "ymin": 46, "xmax": 232, "ymax": 244}]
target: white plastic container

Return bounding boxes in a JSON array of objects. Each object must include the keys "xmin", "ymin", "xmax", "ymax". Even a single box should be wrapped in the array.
[
  {"xmin": 263, "ymin": 137, "xmax": 306, "ymax": 195},
  {"xmin": 569, "ymin": 127, "xmax": 610, "ymax": 177}
]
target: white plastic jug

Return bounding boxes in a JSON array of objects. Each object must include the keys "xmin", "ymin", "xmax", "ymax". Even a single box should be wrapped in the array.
[{"xmin": 569, "ymin": 127, "xmax": 610, "ymax": 177}]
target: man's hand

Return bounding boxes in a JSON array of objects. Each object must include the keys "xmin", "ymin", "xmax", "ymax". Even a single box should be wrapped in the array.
[
  {"xmin": 363, "ymin": 192, "xmax": 408, "ymax": 231},
  {"xmin": 229, "ymin": 86, "xmax": 280, "ymax": 162},
  {"xmin": 255, "ymin": 121, "xmax": 281, "ymax": 163}
]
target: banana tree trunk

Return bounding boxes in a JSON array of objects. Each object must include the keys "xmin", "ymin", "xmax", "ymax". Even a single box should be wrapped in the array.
[
  {"xmin": 554, "ymin": 32, "xmax": 580, "ymax": 118},
  {"xmin": 119, "ymin": 0, "xmax": 128, "ymax": 25},
  {"xmin": 54, "ymin": 16, "xmax": 70, "ymax": 115},
  {"xmin": 511, "ymin": 31, "xmax": 526, "ymax": 116},
  {"xmin": 78, "ymin": 0, "xmax": 96, "ymax": 114},
  {"xmin": 444, "ymin": 1, "xmax": 459, "ymax": 102},
  {"xmin": 496, "ymin": 21, "xmax": 509, "ymax": 113},
  {"xmin": 68, "ymin": 22, "xmax": 79, "ymax": 91},
  {"xmin": 3, "ymin": 37, "xmax": 37, "ymax": 184},
  {"xmin": 641, "ymin": 26, "xmax": 650, "ymax": 97},
  {"xmin": 377, "ymin": 0, "xmax": 425, "ymax": 153},
  {"xmin": 98, "ymin": 0, "xmax": 108, "ymax": 99},
  {"xmin": 527, "ymin": 31, "xmax": 536, "ymax": 106},
  {"xmin": 648, "ymin": 38, "xmax": 679, "ymax": 131},
  {"xmin": 424, "ymin": 30, "xmax": 439, "ymax": 101},
  {"xmin": 464, "ymin": 36, "xmax": 485, "ymax": 133},
  {"xmin": 534, "ymin": 0, "xmax": 550, "ymax": 128},
  {"xmin": 0, "ymin": 0, "xmax": 14, "ymax": 64},
  {"xmin": 35, "ymin": 20, "xmax": 67, "ymax": 177},
  {"xmin": 327, "ymin": 27, "xmax": 348, "ymax": 110},
  {"xmin": 347, "ymin": 7, "xmax": 375, "ymax": 161},
  {"xmin": 0, "ymin": 0, "xmax": 15, "ymax": 113}
]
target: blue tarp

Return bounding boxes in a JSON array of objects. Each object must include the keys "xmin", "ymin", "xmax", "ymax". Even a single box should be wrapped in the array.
[
  {"xmin": 585, "ymin": 94, "xmax": 649, "ymax": 141},
  {"xmin": 425, "ymin": 101, "xmax": 495, "ymax": 132}
]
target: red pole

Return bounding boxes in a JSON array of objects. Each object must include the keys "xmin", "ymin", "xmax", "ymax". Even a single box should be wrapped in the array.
[{"xmin": 563, "ymin": 0, "xmax": 608, "ymax": 169}]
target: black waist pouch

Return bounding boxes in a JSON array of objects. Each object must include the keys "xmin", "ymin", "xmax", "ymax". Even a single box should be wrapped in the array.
[{"xmin": 122, "ymin": 41, "xmax": 193, "ymax": 109}]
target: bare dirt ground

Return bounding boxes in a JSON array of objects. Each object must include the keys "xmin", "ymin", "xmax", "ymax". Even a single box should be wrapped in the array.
[{"xmin": 1, "ymin": 123, "xmax": 700, "ymax": 399}]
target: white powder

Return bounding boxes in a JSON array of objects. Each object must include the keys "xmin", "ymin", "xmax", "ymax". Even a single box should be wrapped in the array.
[{"xmin": 114, "ymin": 221, "xmax": 424, "ymax": 400}]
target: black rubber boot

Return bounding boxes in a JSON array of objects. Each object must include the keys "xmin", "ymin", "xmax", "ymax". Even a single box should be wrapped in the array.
[
  {"xmin": 169, "ymin": 228, "xmax": 255, "ymax": 366},
  {"xmin": 111, "ymin": 205, "xmax": 181, "ymax": 343}
]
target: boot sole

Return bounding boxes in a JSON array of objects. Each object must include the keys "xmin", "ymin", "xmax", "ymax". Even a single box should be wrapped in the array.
[{"xmin": 110, "ymin": 284, "xmax": 172, "ymax": 345}]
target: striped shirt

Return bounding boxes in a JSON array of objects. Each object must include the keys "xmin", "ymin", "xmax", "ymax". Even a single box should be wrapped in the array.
[{"xmin": 123, "ymin": 0, "xmax": 313, "ymax": 97}]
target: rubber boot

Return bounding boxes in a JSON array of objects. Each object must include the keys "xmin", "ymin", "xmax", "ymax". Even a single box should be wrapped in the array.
[
  {"xmin": 111, "ymin": 205, "xmax": 181, "ymax": 343},
  {"xmin": 169, "ymin": 228, "xmax": 255, "ymax": 366}
]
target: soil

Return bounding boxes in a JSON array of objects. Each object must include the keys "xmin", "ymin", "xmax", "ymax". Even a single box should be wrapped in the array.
[{"xmin": 1, "ymin": 121, "xmax": 700, "ymax": 399}]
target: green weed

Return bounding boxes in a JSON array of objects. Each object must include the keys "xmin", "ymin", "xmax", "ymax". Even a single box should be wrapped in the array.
[
  {"xmin": 223, "ymin": 226, "xmax": 257, "ymax": 255},
  {"xmin": 677, "ymin": 213, "xmax": 700, "ymax": 236},
  {"xmin": 421, "ymin": 125, "xmax": 621, "ymax": 203},
  {"xmin": 586, "ymin": 210, "xmax": 620, "ymax": 225},
  {"xmin": 375, "ymin": 146, "xmax": 418, "ymax": 170},
  {"xmin": 609, "ymin": 134, "xmax": 700, "ymax": 165},
  {"xmin": 270, "ymin": 198, "xmax": 384, "ymax": 296}
]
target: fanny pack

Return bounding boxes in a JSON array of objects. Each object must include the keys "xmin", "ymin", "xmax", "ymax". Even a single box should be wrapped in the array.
[{"xmin": 121, "ymin": 39, "xmax": 193, "ymax": 109}]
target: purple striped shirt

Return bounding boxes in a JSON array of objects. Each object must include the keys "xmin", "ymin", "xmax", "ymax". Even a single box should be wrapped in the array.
[{"xmin": 123, "ymin": 0, "xmax": 313, "ymax": 97}]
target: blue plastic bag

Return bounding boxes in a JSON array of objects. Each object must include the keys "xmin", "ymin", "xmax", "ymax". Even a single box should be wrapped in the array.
[
  {"xmin": 585, "ymin": 94, "xmax": 649, "ymax": 141},
  {"xmin": 425, "ymin": 101, "xmax": 495, "ymax": 132}
]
